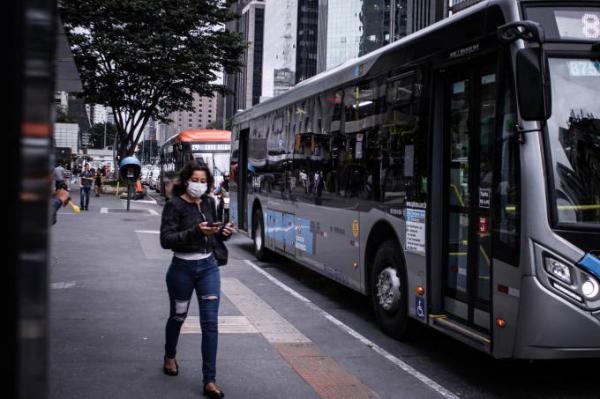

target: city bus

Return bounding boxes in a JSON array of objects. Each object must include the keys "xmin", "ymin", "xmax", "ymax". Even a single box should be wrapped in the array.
[
  {"xmin": 159, "ymin": 129, "xmax": 231, "ymax": 197},
  {"xmin": 230, "ymin": 0, "xmax": 600, "ymax": 359}
]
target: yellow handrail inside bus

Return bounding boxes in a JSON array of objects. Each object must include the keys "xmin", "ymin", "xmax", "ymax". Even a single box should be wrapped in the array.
[
  {"xmin": 505, "ymin": 204, "xmax": 600, "ymax": 212},
  {"xmin": 450, "ymin": 184, "xmax": 465, "ymax": 207}
]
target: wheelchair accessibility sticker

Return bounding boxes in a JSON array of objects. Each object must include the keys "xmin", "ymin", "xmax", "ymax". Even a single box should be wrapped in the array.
[{"xmin": 415, "ymin": 296, "xmax": 426, "ymax": 320}]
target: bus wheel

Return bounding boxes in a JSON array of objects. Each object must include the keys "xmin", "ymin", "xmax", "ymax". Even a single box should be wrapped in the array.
[
  {"xmin": 371, "ymin": 240, "xmax": 411, "ymax": 339},
  {"xmin": 253, "ymin": 209, "xmax": 269, "ymax": 261}
]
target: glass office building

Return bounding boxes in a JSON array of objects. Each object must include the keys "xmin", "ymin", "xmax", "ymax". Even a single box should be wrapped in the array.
[{"xmin": 318, "ymin": 0, "xmax": 443, "ymax": 72}]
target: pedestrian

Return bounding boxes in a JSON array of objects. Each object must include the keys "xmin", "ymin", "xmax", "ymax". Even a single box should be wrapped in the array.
[
  {"xmin": 80, "ymin": 163, "xmax": 94, "ymax": 210},
  {"xmin": 94, "ymin": 167, "xmax": 104, "ymax": 197},
  {"xmin": 53, "ymin": 162, "xmax": 66, "ymax": 190},
  {"xmin": 51, "ymin": 184, "xmax": 71, "ymax": 225},
  {"xmin": 160, "ymin": 161, "xmax": 234, "ymax": 399}
]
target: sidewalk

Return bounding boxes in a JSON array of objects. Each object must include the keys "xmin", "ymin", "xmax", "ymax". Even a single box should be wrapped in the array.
[{"xmin": 49, "ymin": 190, "xmax": 446, "ymax": 399}]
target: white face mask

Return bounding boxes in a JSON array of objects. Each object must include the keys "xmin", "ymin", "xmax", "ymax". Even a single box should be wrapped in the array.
[{"xmin": 186, "ymin": 181, "xmax": 207, "ymax": 198}]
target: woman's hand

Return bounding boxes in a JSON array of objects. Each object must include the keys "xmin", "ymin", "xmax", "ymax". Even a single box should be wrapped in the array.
[
  {"xmin": 198, "ymin": 222, "xmax": 220, "ymax": 236},
  {"xmin": 220, "ymin": 222, "xmax": 235, "ymax": 237}
]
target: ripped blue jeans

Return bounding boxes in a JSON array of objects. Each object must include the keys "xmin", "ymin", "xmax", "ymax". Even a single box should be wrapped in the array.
[{"xmin": 165, "ymin": 254, "xmax": 220, "ymax": 384}]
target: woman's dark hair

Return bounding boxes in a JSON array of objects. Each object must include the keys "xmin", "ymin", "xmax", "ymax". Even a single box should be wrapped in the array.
[{"xmin": 172, "ymin": 161, "xmax": 214, "ymax": 196}]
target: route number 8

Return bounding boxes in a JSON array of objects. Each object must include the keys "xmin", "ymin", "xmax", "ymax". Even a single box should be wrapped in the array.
[{"xmin": 582, "ymin": 13, "xmax": 600, "ymax": 39}]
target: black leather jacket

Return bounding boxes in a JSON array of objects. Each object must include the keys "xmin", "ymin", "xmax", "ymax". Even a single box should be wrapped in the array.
[{"xmin": 160, "ymin": 195, "xmax": 229, "ymax": 253}]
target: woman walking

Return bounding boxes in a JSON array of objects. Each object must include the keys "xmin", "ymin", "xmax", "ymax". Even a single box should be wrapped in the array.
[{"xmin": 160, "ymin": 161, "xmax": 234, "ymax": 398}]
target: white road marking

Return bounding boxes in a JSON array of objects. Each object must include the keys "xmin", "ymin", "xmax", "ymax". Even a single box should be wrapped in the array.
[
  {"xmin": 244, "ymin": 260, "xmax": 460, "ymax": 399},
  {"xmin": 100, "ymin": 208, "xmax": 108, "ymax": 214},
  {"xmin": 135, "ymin": 230, "xmax": 160, "ymax": 234},
  {"xmin": 134, "ymin": 198, "xmax": 158, "ymax": 205},
  {"xmin": 147, "ymin": 209, "xmax": 159, "ymax": 216}
]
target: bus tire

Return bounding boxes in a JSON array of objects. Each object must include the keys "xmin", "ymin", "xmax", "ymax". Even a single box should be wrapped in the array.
[
  {"xmin": 252, "ymin": 208, "xmax": 269, "ymax": 261},
  {"xmin": 371, "ymin": 240, "xmax": 412, "ymax": 339}
]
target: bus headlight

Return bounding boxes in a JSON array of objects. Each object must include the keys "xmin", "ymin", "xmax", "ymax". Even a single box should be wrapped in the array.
[
  {"xmin": 581, "ymin": 278, "xmax": 599, "ymax": 299},
  {"xmin": 544, "ymin": 257, "xmax": 572, "ymax": 285}
]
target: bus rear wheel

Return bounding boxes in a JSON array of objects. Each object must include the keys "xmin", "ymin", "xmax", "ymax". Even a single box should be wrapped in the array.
[
  {"xmin": 253, "ymin": 208, "xmax": 269, "ymax": 261},
  {"xmin": 371, "ymin": 240, "xmax": 412, "ymax": 339}
]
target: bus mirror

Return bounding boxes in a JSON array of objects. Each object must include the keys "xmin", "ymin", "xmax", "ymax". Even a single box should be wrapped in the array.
[{"xmin": 516, "ymin": 48, "xmax": 552, "ymax": 121}]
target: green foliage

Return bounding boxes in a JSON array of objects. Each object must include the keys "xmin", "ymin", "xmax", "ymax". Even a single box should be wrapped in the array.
[
  {"xmin": 56, "ymin": 105, "xmax": 77, "ymax": 123},
  {"xmin": 135, "ymin": 140, "xmax": 159, "ymax": 163},
  {"xmin": 88, "ymin": 123, "xmax": 117, "ymax": 148},
  {"xmin": 59, "ymin": 0, "xmax": 245, "ymax": 158}
]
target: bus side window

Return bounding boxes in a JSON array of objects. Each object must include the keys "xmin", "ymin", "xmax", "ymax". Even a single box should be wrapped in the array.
[
  {"xmin": 494, "ymin": 91, "xmax": 520, "ymax": 266},
  {"xmin": 382, "ymin": 71, "xmax": 427, "ymax": 207}
]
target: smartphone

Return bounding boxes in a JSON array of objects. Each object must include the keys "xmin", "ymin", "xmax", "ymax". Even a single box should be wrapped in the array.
[{"xmin": 206, "ymin": 222, "xmax": 222, "ymax": 227}]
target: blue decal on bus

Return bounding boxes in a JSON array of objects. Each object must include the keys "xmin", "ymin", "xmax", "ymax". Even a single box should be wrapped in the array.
[
  {"xmin": 416, "ymin": 296, "xmax": 426, "ymax": 320},
  {"xmin": 266, "ymin": 210, "xmax": 284, "ymax": 248},
  {"xmin": 579, "ymin": 253, "xmax": 600, "ymax": 280},
  {"xmin": 283, "ymin": 213, "xmax": 295, "ymax": 253},
  {"xmin": 294, "ymin": 217, "xmax": 314, "ymax": 254}
]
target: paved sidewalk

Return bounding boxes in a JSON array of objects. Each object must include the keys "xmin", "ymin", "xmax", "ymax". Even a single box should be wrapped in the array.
[{"xmin": 49, "ymin": 190, "xmax": 446, "ymax": 399}]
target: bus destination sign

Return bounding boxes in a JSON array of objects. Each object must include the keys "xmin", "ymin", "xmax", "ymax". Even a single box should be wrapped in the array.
[
  {"xmin": 191, "ymin": 143, "xmax": 231, "ymax": 152},
  {"xmin": 555, "ymin": 10, "xmax": 600, "ymax": 41}
]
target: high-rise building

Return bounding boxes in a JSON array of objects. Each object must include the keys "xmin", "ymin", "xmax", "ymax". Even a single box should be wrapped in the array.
[
  {"xmin": 262, "ymin": 0, "xmax": 297, "ymax": 98},
  {"xmin": 317, "ymin": 0, "xmax": 445, "ymax": 73},
  {"xmin": 168, "ymin": 92, "xmax": 218, "ymax": 136},
  {"xmin": 296, "ymin": 0, "xmax": 319, "ymax": 83},
  {"xmin": 449, "ymin": 0, "xmax": 482, "ymax": 14},
  {"xmin": 85, "ymin": 104, "xmax": 114, "ymax": 125},
  {"xmin": 261, "ymin": 0, "xmax": 320, "ymax": 99},
  {"xmin": 223, "ymin": 0, "xmax": 265, "ymax": 121}
]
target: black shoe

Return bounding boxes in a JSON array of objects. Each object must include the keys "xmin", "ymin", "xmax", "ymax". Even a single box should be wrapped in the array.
[
  {"xmin": 163, "ymin": 356, "xmax": 178, "ymax": 376},
  {"xmin": 203, "ymin": 384, "xmax": 224, "ymax": 398}
]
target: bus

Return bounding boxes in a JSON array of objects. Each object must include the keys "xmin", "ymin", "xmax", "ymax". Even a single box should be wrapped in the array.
[
  {"xmin": 230, "ymin": 0, "xmax": 600, "ymax": 359},
  {"xmin": 159, "ymin": 129, "xmax": 231, "ymax": 197}
]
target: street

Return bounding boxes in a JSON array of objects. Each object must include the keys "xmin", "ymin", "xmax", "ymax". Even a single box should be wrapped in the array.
[{"xmin": 49, "ymin": 189, "xmax": 599, "ymax": 399}]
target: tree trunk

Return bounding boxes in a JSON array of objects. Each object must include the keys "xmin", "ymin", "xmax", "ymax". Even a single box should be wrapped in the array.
[{"xmin": 117, "ymin": 137, "xmax": 134, "ymax": 163}]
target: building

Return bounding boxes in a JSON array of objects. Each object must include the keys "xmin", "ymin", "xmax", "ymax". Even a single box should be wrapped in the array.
[
  {"xmin": 223, "ymin": 0, "xmax": 319, "ymax": 114},
  {"xmin": 54, "ymin": 123, "xmax": 79, "ymax": 154},
  {"xmin": 262, "ymin": 0, "xmax": 297, "ymax": 98},
  {"xmin": 296, "ymin": 0, "xmax": 319, "ymax": 83},
  {"xmin": 170, "ymin": 93, "xmax": 218, "ymax": 131},
  {"xmin": 317, "ymin": 0, "xmax": 446, "ymax": 73},
  {"xmin": 85, "ymin": 104, "xmax": 114, "ymax": 125},
  {"xmin": 223, "ymin": 0, "xmax": 265, "ymax": 121},
  {"xmin": 449, "ymin": 0, "xmax": 482, "ymax": 13},
  {"xmin": 262, "ymin": 0, "xmax": 320, "ymax": 99}
]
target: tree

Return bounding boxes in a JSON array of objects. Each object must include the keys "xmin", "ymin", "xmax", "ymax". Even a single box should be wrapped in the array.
[
  {"xmin": 88, "ymin": 123, "xmax": 117, "ymax": 149},
  {"xmin": 59, "ymin": 0, "xmax": 245, "ymax": 160},
  {"xmin": 135, "ymin": 140, "xmax": 159, "ymax": 163}
]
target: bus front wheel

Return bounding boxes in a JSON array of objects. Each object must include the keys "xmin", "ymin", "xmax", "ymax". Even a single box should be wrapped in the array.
[
  {"xmin": 371, "ymin": 240, "xmax": 412, "ymax": 339},
  {"xmin": 253, "ymin": 209, "xmax": 269, "ymax": 261}
]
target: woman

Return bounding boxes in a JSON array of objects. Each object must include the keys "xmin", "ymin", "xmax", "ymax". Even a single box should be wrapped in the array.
[{"xmin": 160, "ymin": 161, "xmax": 234, "ymax": 398}]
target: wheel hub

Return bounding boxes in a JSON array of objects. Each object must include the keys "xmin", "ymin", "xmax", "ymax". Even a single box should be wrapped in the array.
[{"xmin": 376, "ymin": 267, "xmax": 401, "ymax": 312}]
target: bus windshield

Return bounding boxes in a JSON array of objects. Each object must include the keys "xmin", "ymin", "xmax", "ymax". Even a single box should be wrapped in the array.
[
  {"xmin": 193, "ymin": 152, "xmax": 230, "ymax": 178},
  {"xmin": 546, "ymin": 57, "xmax": 600, "ymax": 226}
]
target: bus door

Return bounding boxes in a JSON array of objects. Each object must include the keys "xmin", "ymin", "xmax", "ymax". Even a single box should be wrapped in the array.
[
  {"xmin": 237, "ymin": 129, "xmax": 250, "ymax": 231},
  {"xmin": 440, "ymin": 60, "xmax": 497, "ymax": 332}
]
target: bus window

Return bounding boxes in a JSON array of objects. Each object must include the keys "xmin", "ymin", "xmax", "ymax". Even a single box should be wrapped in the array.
[
  {"xmin": 494, "ymin": 89, "xmax": 520, "ymax": 266},
  {"xmin": 382, "ymin": 71, "xmax": 427, "ymax": 206}
]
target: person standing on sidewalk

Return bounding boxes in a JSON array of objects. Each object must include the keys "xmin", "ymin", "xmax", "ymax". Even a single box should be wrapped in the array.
[
  {"xmin": 160, "ymin": 161, "xmax": 234, "ymax": 399},
  {"xmin": 79, "ymin": 163, "xmax": 94, "ymax": 211},
  {"xmin": 94, "ymin": 167, "xmax": 104, "ymax": 197},
  {"xmin": 53, "ymin": 162, "xmax": 66, "ymax": 190}
]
